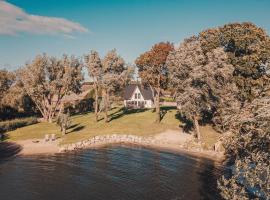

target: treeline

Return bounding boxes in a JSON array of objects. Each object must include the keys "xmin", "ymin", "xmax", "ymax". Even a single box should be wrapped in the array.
[
  {"xmin": 0, "ymin": 50, "xmax": 133, "ymax": 123},
  {"xmin": 165, "ymin": 22, "xmax": 269, "ymax": 200},
  {"xmin": 135, "ymin": 22, "xmax": 269, "ymax": 199}
]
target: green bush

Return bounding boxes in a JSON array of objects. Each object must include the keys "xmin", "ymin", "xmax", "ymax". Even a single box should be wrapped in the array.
[
  {"xmin": 0, "ymin": 117, "xmax": 38, "ymax": 134},
  {"xmin": 160, "ymin": 97, "xmax": 175, "ymax": 102},
  {"xmin": 57, "ymin": 113, "xmax": 71, "ymax": 135}
]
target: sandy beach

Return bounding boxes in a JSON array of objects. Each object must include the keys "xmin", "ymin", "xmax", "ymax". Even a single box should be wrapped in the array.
[
  {"xmin": 16, "ymin": 139, "xmax": 60, "ymax": 155},
  {"xmin": 8, "ymin": 130, "xmax": 224, "ymax": 162}
]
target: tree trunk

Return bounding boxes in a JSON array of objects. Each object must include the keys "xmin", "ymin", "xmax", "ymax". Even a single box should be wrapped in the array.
[
  {"xmin": 48, "ymin": 117, "xmax": 53, "ymax": 123},
  {"xmin": 193, "ymin": 116, "xmax": 201, "ymax": 142},
  {"xmin": 149, "ymin": 85, "xmax": 156, "ymax": 112},
  {"xmin": 155, "ymin": 88, "xmax": 161, "ymax": 123},
  {"xmin": 94, "ymin": 86, "xmax": 99, "ymax": 122},
  {"xmin": 103, "ymin": 90, "xmax": 109, "ymax": 123},
  {"xmin": 62, "ymin": 127, "xmax": 66, "ymax": 135},
  {"xmin": 43, "ymin": 111, "xmax": 49, "ymax": 122},
  {"xmin": 48, "ymin": 112, "xmax": 53, "ymax": 123},
  {"xmin": 57, "ymin": 103, "xmax": 64, "ymax": 119}
]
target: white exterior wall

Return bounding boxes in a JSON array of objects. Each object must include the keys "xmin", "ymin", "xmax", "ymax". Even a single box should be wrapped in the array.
[
  {"xmin": 145, "ymin": 99, "xmax": 153, "ymax": 108},
  {"xmin": 124, "ymin": 86, "xmax": 154, "ymax": 108},
  {"xmin": 131, "ymin": 87, "xmax": 143, "ymax": 100}
]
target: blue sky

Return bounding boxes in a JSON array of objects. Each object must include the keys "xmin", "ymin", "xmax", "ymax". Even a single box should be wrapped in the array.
[{"xmin": 1, "ymin": 0, "xmax": 270, "ymax": 70}]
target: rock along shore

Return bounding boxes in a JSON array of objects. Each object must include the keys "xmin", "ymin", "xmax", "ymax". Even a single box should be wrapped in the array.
[{"xmin": 58, "ymin": 132, "xmax": 224, "ymax": 162}]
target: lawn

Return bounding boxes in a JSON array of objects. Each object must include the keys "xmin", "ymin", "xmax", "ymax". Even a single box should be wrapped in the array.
[
  {"xmin": 6, "ymin": 106, "xmax": 220, "ymax": 147},
  {"xmin": 7, "ymin": 107, "xmax": 181, "ymax": 144}
]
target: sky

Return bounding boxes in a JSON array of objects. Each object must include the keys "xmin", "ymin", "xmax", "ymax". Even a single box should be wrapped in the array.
[{"xmin": 1, "ymin": 0, "xmax": 270, "ymax": 71}]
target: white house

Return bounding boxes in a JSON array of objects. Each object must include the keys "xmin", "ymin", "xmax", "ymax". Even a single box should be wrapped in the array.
[{"xmin": 123, "ymin": 84, "xmax": 154, "ymax": 109}]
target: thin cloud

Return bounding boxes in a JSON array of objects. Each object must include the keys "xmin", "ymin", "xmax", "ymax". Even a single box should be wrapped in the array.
[{"xmin": 0, "ymin": 1, "xmax": 89, "ymax": 36}]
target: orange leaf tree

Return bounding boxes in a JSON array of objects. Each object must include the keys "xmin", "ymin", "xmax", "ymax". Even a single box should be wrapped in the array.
[{"xmin": 135, "ymin": 42, "xmax": 173, "ymax": 123}]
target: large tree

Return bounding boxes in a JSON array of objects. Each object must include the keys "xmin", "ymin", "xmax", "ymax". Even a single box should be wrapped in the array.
[
  {"xmin": 19, "ymin": 54, "xmax": 83, "ymax": 122},
  {"xmin": 2, "ymin": 74, "xmax": 36, "ymax": 115},
  {"xmin": 101, "ymin": 49, "xmax": 130, "ymax": 122},
  {"xmin": 85, "ymin": 50, "xmax": 103, "ymax": 122},
  {"xmin": 197, "ymin": 23, "xmax": 270, "ymax": 199},
  {"xmin": 135, "ymin": 42, "xmax": 173, "ymax": 123},
  {"xmin": 199, "ymin": 22, "xmax": 270, "ymax": 103},
  {"xmin": 0, "ymin": 69, "xmax": 15, "ymax": 119},
  {"xmin": 167, "ymin": 36, "xmax": 237, "ymax": 141},
  {"xmin": 167, "ymin": 22, "xmax": 270, "ymax": 199},
  {"xmin": 0, "ymin": 69, "xmax": 14, "ymax": 104},
  {"xmin": 218, "ymin": 96, "xmax": 270, "ymax": 200}
]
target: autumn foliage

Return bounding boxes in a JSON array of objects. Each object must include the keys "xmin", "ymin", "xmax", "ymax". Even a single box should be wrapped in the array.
[{"xmin": 135, "ymin": 42, "xmax": 173, "ymax": 122}]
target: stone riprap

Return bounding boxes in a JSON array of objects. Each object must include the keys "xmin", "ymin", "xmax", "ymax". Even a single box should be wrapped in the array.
[{"xmin": 58, "ymin": 134, "xmax": 166, "ymax": 152}]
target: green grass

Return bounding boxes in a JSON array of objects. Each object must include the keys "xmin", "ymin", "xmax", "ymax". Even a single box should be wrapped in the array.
[
  {"xmin": 200, "ymin": 125, "xmax": 221, "ymax": 149},
  {"xmin": 160, "ymin": 97, "xmax": 175, "ymax": 102},
  {"xmin": 6, "ymin": 106, "xmax": 221, "ymax": 148},
  {"xmin": 0, "ymin": 117, "xmax": 37, "ymax": 134},
  {"xmin": 7, "ymin": 107, "xmax": 181, "ymax": 144}
]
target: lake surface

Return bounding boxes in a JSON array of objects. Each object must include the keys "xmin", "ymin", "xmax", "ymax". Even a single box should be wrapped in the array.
[{"xmin": 0, "ymin": 145, "xmax": 223, "ymax": 200}]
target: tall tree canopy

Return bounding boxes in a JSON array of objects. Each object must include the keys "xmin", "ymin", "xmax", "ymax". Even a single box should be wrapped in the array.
[
  {"xmin": 19, "ymin": 54, "xmax": 83, "ymax": 122},
  {"xmin": 0, "ymin": 70, "xmax": 37, "ymax": 119},
  {"xmin": 199, "ymin": 22, "xmax": 270, "ymax": 103},
  {"xmin": 168, "ymin": 22, "xmax": 270, "ymax": 199},
  {"xmin": 167, "ymin": 36, "xmax": 237, "ymax": 140},
  {"xmin": 0, "ymin": 69, "xmax": 15, "ymax": 119},
  {"xmin": 102, "ymin": 49, "xmax": 131, "ymax": 122},
  {"xmin": 135, "ymin": 42, "xmax": 173, "ymax": 123},
  {"xmin": 0, "ymin": 69, "xmax": 14, "ymax": 103},
  {"xmin": 218, "ymin": 96, "xmax": 270, "ymax": 199},
  {"xmin": 85, "ymin": 50, "xmax": 103, "ymax": 122}
]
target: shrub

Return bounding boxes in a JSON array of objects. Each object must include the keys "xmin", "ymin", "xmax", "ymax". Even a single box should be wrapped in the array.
[
  {"xmin": 160, "ymin": 97, "xmax": 175, "ymax": 102},
  {"xmin": 57, "ymin": 113, "xmax": 71, "ymax": 135}
]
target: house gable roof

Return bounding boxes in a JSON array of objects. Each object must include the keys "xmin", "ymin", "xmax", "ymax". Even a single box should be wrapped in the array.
[{"xmin": 123, "ymin": 84, "xmax": 154, "ymax": 100}]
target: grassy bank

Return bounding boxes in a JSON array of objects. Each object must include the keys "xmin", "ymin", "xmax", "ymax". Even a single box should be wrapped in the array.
[
  {"xmin": 0, "ymin": 117, "xmax": 37, "ymax": 135},
  {"xmin": 6, "ymin": 107, "xmax": 220, "ymax": 147},
  {"xmin": 7, "ymin": 107, "xmax": 179, "ymax": 144}
]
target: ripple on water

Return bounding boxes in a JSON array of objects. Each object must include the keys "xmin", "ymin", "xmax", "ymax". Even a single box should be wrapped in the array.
[{"xmin": 0, "ymin": 144, "xmax": 223, "ymax": 200}]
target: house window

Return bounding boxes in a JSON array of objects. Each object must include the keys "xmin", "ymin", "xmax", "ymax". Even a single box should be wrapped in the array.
[
  {"xmin": 138, "ymin": 93, "xmax": 141, "ymax": 99},
  {"xmin": 135, "ymin": 93, "xmax": 137, "ymax": 99}
]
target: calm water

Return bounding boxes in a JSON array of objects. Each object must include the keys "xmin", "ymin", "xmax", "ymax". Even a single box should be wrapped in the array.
[{"xmin": 0, "ymin": 145, "xmax": 223, "ymax": 200}]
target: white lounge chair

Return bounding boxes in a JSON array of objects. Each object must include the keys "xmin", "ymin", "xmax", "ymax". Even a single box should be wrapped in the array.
[
  {"xmin": 45, "ymin": 134, "xmax": 49, "ymax": 142},
  {"xmin": 51, "ymin": 134, "xmax": 56, "ymax": 141}
]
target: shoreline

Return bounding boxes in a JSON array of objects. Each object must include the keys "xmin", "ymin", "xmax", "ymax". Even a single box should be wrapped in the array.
[
  {"xmin": 79, "ymin": 142, "xmax": 224, "ymax": 163},
  {"xmin": 13, "ymin": 130, "xmax": 224, "ymax": 162}
]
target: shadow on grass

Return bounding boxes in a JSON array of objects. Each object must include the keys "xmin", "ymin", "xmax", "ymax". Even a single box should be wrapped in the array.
[
  {"xmin": 68, "ymin": 123, "xmax": 80, "ymax": 129},
  {"xmin": 0, "ymin": 142, "xmax": 22, "ymax": 159},
  {"xmin": 109, "ymin": 107, "xmax": 148, "ymax": 122},
  {"xmin": 67, "ymin": 125, "xmax": 85, "ymax": 134},
  {"xmin": 160, "ymin": 106, "xmax": 177, "ymax": 121},
  {"xmin": 73, "ymin": 106, "xmax": 176, "ymax": 123},
  {"xmin": 161, "ymin": 106, "xmax": 177, "ymax": 111},
  {"xmin": 175, "ymin": 112, "xmax": 193, "ymax": 133},
  {"xmin": 97, "ymin": 117, "xmax": 104, "ymax": 122},
  {"xmin": 109, "ymin": 106, "xmax": 176, "ymax": 122},
  {"xmin": 0, "ymin": 132, "xmax": 9, "ymax": 142}
]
